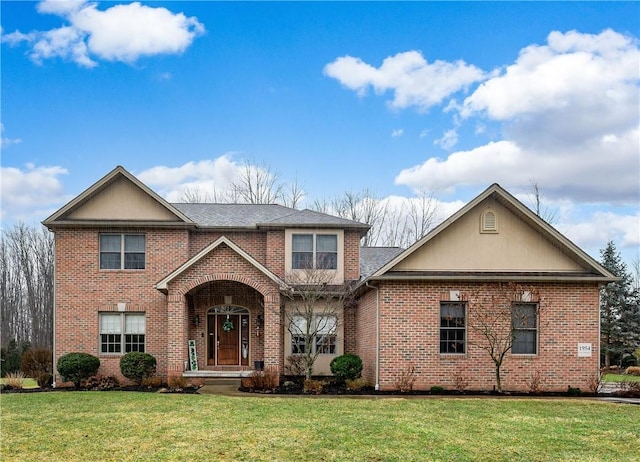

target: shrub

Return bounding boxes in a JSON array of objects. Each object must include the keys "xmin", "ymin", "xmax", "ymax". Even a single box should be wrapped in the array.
[
  {"xmin": 1, "ymin": 339, "xmax": 31, "ymax": 377},
  {"xmin": 57, "ymin": 352, "xmax": 100, "ymax": 390},
  {"xmin": 587, "ymin": 373, "xmax": 602, "ymax": 394},
  {"xmin": 567, "ymin": 386, "xmax": 581, "ymax": 396},
  {"xmin": 452, "ymin": 368, "xmax": 470, "ymax": 392},
  {"xmin": 395, "ymin": 366, "xmax": 417, "ymax": 392},
  {"xmin": 622, "ymin": 356, "xmax": 637, "ymax": 368},
  {"xmin": 527, "ymin": 369, "xmax": 545, "ymax": 394},
  {"xmin": 85, "ymin": 375, "xmax": 120, "ymax": 391},
  {"xmin": 430, "ymin": 385, "xmax": 445, "ymax": 394},
  {"xmin": 4, "ymin": 371, "xmax": 26, "ymax": 389},
  {"xmin": 625, "ymin": 366, "xmax": 640, "ymax": 376},
  {"xmin": 244, "ymin": 367, "xmax": 279, "ymax": 392},
  {"xmin": 142, "ymin": 376, "xmax": 165, "ymax": 388},
  {"xmin": 285, "ymin": 355, "xmax": 306, "ymax": 377},
  {"xmin": 303, "ymin": 379, "xmax": 325, "ymax": 394},
  {"xmin": 330, "ymin": 354, "xmax": 363, "ymax": 384},
  {"xmin": 21, "ymin": 348, "xmax": 53, "ymax": 388},
  {"xmin": 345, "ymin": 377, "xmax": 368, "ymax": 391},
  {"xmin": 168, "ymin": 376, "xmax": 187, "ymax": 390},
  {"xmin": 119, "ymin": 352, "xmax": 156, "ymax": 385}
]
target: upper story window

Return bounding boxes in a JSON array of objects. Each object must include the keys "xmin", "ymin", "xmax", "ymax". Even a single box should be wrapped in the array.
[
  {"xmin": 100, "ymin": 234, "xmax": 145, "ymax": 270},
  {"xmin": 292, "ymin": 233, "xmax": 337, "ymax": 270}
]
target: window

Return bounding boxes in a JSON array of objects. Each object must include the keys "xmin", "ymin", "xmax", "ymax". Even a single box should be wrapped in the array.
[
  {"xmin": 292, "ymin": 234, "xmax": 337, "ymax": 270},
  {"xmin": 100, "ymin": 234, "xmax": 145, "ymax": 270},
  {"xmin": 512, "ymin": 303, "xmax": 538, "ymax": 354},
  {"xmin": 290, "ymin": 315, "xmax": 337, "ymax": 355},
  {"xmin": 100, "ymin": 313, "xmax": 145, "ymax": 354},
  {"xmin": 440, "ymin": 302, "xmax": 466, "ymax": 354}
]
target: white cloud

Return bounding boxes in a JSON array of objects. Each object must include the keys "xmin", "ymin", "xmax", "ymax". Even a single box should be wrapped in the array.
[
  {"xmin": 324, "ymin": 51, "xmax": 485, "ymax": 111},
  {"xmin": 0, "ymin": 124, "xmax": 22, "ymax": 149},
  {"xmin": 0, "ymin": 163, "xmax": 69, "ymax": 222},
  {"xmin": 137, "ymin": 156, "xmax": 243, "ymax": 202},
  {"xmin": 393, "ymin": 30, "xmax": 639, "ymax": 204},
  {"xmin": 2, "ymin": 0, "xmax": 205, "ymax": 67},
  {"xmin": 434, "ymin": 129, "xmax": 458, "ymax": 150},
  {"xmin": 391, "ymin": 128, "xmax": 404, "ymax": 138}
]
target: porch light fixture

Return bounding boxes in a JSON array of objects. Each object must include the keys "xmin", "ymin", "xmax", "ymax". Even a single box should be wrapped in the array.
[
  {"xmin": 256, "ymin": 314, "xmax": 264, "ymax": 337},
  {"xmin": 193, "ymin": 314, "xmax": 200, "ymax": 327}
]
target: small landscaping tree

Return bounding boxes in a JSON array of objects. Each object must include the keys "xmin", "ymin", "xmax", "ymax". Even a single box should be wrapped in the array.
[
  {"xmin": 57, "ymin": 352, "xmax": 100, "ymax": 390},
  {"xmin": 120, "ymin": 352, "xmax": 156, "ymax": 385},
  {"xmin": 283, "ymin": 267, "xmax": 356, "ymax": 380},
  {"xmin": 466, "ymin": 283, "xmax": 542, "ymax": 393}
]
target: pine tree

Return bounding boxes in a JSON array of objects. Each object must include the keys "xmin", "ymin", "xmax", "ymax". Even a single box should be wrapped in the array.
[{"xmin": 600, "ymin": 241, "xmax": 640, "ymax": 366}]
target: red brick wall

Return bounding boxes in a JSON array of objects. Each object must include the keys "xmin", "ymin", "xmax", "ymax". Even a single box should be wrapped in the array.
[
  {"xmin": 53, "ymin": 227, "xmax": 190, "ymax": 385},
  {"xmin": 358, "ymin": 281, "xmax": 600, "ymax": 392}
]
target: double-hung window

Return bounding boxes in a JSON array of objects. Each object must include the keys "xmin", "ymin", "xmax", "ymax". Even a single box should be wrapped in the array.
[
  {"xmin": 100, "ymin": 313, "xmax": 146, "ymax": 354},
  {"xmin": 440, "ymin": 302, "xmax": 466, "ymax": 354},
  {"xmin": 290, "ymin": 315, "xmax": 337, "ymax": 355},
  {"xmin": 512, "ymin": 303, "xmax": 538, "ymax": 354},
  {"xmin": 292, "ymin": 234, "xmax": 337, "ymax": 270},
  {"xmin": 100, "ymin": 234, "xmax": 145, "ymax": 270}
]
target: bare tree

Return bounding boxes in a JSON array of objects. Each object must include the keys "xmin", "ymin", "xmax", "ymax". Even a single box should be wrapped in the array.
[
  {"xmin": 281, "ymin": 177, "xmax": 305, "ymax": 209},
  {"xmin": 178, "ymin": 185, "xmax": 219, "ymax": 203},
  {"xmin": 229, "ymin": 161, "xmax": 283, "ymax": 204},
  {"xmin": 0, "ymin": 223, "xmax": 54, "ymax": 349},
  {"xmin": 528, "ymin": 181, "xmax": 558, "ymax": 224},
  {"xmin": 310, "ymin": 189, "xmax": 438, "ymax": 248},
  {"xmin": 465, "ymin": 283, "xmax": 541, "ymax": 393},
  {"xmin": 282, "ymin": 268, "xmax": 355, "ymax": 379}
]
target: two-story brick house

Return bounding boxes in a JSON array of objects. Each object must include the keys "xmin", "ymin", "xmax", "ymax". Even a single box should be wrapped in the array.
[{"xmin": 44, "ymin": 166, "xmax": 614, "ymax": 391}]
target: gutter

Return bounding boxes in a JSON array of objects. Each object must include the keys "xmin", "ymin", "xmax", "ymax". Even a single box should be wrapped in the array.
[{"xmin": 366, "ymin": 281, "xmax": 380, "ymax": 391}]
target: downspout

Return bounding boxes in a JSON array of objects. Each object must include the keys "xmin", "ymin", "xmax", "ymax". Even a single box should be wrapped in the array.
[
  {"xmin": 51, "ymin": 231, "xmax": 57, "ymax": 388},
  {"xmin": 366, "ymin": 281, "xmax": 380, "ymax": 391}
]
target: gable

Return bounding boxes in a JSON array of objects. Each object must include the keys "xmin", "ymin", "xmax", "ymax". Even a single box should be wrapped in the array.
[
  {"xmin": 155, "ymin": 236, "xmax": 287, "ymax": 293},
  {"xmin": 370, "ymin": 184, "xmax": 615, "ymax": 282},
  {"xmin": 394, "ymin": 198, "xmax": 583, "ymax": 272},
  {"xmin": 43, "ymin": 166, "xmax": 192, "ymax": 227},
  {"xmin": 66, "ymin": 174, "xmax": 179, "ymax": 221}
]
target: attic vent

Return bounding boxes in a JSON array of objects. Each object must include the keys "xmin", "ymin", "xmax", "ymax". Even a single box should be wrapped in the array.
[{"xmin": 481, "ymin": 210, "xmax": 498, "ymax": 233}]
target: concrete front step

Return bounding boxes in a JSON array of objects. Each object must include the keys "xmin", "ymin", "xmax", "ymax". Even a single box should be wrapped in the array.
[
  {"xmin": 204, "ymin": 378, "xmax": 242, "ymax": 386},
  {"xmin": 199, "ymin": 378, "xmax": 243, "ymax": 396}
]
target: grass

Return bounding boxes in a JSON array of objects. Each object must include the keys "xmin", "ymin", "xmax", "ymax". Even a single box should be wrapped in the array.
[
  {"xmin": 603, "ymin": 373, "xmax": 640, "ymax": 383},
  {"xmin": 1, "ymin": 392, "xmax": 639, "ymax": 461},
  {"xmin": 0, "ymin": 377, "xmax": 39, "ymax": 389}
]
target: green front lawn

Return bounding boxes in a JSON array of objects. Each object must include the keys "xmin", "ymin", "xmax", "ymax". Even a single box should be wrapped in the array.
[
  {"xmin": 1, "ymin": 392, "xmax": 639, "ymax": 461},
  {"xmin": 603, "ymin": 373, "xmax": 640, "ymax": 383}
]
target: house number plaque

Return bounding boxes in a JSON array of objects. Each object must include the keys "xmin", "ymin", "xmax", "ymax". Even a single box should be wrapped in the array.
[{"xmin": 577, "ymin": 343, "xmax": 592, "ymax": 357}]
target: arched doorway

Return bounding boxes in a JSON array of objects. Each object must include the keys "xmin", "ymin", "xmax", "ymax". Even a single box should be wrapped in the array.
[{"xmin": 207, "ymin": 306, "xmax": 250, "ymax": 366}]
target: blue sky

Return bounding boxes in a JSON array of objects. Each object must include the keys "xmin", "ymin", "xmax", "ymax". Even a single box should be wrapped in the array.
[{"xmin": 1, "ymin": 1, "xmax": 639, "ymax": 265}]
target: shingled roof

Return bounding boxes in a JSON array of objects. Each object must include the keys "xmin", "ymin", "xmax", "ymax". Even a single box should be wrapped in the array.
[
  {"xmin": 172, "ymin": 203, "xmax": 370, "ymax": 234},
  {"xmin": 359, "ymin": 246, "xmax": 405, "ymax": 279}
]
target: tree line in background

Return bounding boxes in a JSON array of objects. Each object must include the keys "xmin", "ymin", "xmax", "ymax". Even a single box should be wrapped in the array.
[{"xmin": 1, "ymin": 162, "xmax": 639, "ymax": 376}]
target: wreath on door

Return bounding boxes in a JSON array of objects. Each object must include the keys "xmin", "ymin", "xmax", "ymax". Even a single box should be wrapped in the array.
[{"xmin": 222, "ymin": 316, "xmax": 234, "ymax": 332}]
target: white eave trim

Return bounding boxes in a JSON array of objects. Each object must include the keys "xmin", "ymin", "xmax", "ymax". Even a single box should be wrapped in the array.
[{"xmin": 155, "ymin": 236, "xmax": 288, "ymax": 292}]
